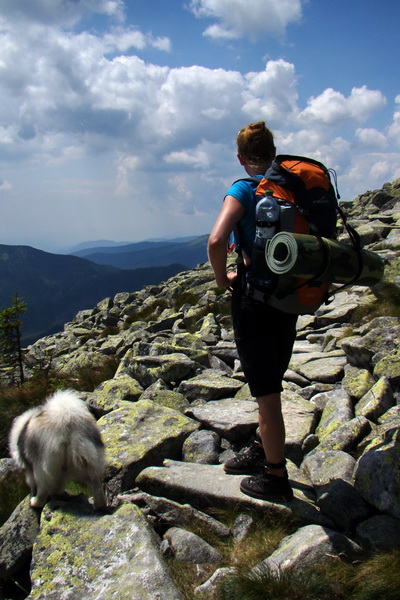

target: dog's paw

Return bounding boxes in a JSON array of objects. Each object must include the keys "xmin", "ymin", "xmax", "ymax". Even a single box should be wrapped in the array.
[{"xmin": 30, "ymin": 496, "xmax": 45, "ymax": 508}]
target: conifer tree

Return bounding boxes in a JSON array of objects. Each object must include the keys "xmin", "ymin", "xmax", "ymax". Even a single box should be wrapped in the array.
[{"xmin": 0, "ymin": 294, "xmax": 27, "ymax": 385}]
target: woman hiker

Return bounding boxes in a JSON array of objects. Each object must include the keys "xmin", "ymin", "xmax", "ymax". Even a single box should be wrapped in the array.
[{"xmin": 207, "ymin": 121, "xmax": 298, "ymax": 502}]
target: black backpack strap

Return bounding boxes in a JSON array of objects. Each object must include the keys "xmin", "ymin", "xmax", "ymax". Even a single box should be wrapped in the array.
[{"xmin": 227, "ymin": 175, "xmax": 264, "ymax": 257}]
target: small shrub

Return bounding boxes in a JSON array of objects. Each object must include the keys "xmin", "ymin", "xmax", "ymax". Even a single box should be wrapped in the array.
[
  {"xmin": 72, "ymin": 357, "xmax": 119, "ymax": 391},
  {"xmin": 166, "ymin": 509, "xmax": 295, "ymax": 599},
  {"xmin": 216, "ymin": 558, "xmax": 356, "ymax": 600},
  {"xmin": 351, "ymin": 550, "xmax": 400, "ymax": 600},
  {"xmin": 0, "ymin": 375, "xmax": 52, "ymax": 457},
  {"xmin": 0, "ymin": 478, "xmax": 29, "ymax": 527}
]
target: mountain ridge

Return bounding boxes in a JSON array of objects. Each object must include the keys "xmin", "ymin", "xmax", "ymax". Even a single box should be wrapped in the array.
[
  {"xmin": 70, "ymin": 234, "xmax": 208, "ymax": 269},
  {"xmin": 0, "ymin": 244, "xmax": 188, "ymax": 345},
  {"xmin": 66, "ymin": 235, "xmax": 199, "ymax": 255}
]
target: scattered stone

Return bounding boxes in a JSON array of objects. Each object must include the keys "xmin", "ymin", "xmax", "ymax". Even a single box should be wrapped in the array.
[
  {"xmin": 5, "ymin": 178, "xmax": 399, "ymax": 600},
  {"xmin": 355, "ymin": 515, "xmax": 400, "ymax": 551},
  {"xmin": 355, "ymin": 376, "xmax": 394, "ymax": 421},
  {"xmin": 252, "ymin": 524, "xmax": 365, "ymax": 577},
  {"xmin": 232, "ymin": 513, "xmax": 254, "ymax": 541},
  {"xmin": 163, "ymin": 527, "xmax": 222, "ymax": 563},
  {"xmin": 182, "ymin": 430, "xmax": 221, "ymax": 464}
]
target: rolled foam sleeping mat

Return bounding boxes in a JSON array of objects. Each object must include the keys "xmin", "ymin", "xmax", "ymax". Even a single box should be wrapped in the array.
[{"xmin": 265, "ymin": 232, "xmax": 384, "ymax": 286}]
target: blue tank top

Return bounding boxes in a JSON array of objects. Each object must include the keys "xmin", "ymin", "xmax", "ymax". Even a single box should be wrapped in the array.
[{"xmin": 225, "ymin": 175, "xmax": 263, "ymax": 259}]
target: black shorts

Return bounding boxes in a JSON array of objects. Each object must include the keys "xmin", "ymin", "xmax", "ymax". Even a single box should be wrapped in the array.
[{"xmin": 231, "ymin": 274, "xmax": 298, "ymax": 397}]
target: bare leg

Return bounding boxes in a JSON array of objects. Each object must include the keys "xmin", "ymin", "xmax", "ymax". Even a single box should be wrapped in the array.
[
  {"xmin": 240, "ymin": 391, "xmax": 293, "ymax": 501},
  {"xmin": 256, "ymin": 393, "xmax": 286, "ymax": 476}
]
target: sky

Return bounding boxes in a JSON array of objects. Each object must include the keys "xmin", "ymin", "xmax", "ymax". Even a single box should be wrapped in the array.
[{"xmin": 0, "ymin": 0, "xmax": 399, "ymax": 253}]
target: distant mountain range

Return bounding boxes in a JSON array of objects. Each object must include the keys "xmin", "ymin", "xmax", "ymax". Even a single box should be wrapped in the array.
[
  {"xmin": 70, "ymin": 235, "xmax": 208, "ymax": 269},
  {"xmin": 65, "ymin": 235, "xmax": 198, "ymax": 254},
  {"xmin": 0, "ymin": 235, "xmax": 208, "ymax": 345}
]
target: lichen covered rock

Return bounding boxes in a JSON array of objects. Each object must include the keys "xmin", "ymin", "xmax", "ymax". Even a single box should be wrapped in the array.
[{"xmin": 28, "ymin": 500, "xmax": 183, "ymax": 599}]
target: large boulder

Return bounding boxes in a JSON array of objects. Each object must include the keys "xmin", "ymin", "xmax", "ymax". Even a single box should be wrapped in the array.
[
  {"xmin": 354, "ymin": 427, "xmax": 400, "ymax": 518},
  {"xmin": 28, "ymin": 500, "xmax": 183, "ymax": 599},
  {"xmin": 99, "ymin": 400, "xmax": 199, "ymax": 497}
]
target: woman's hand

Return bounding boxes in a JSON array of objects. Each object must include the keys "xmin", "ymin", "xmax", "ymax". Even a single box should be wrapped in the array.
[{"xmin": 215, "ymin": 269, "xmax": 237, "ymax": 290}]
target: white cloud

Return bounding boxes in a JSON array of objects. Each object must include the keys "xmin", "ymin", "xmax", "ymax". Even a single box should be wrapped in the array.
[
  {"xmin": 355, "ymin": 128, "xmax": 387, "ymax": 149},
  {"xmin": 164, "ymin": 148, "xmax": 210, "ymax": 169},
  {"xmin": 0, "ymin": 178, "xmax": 11, "ymax": 191},
  {"xmin": 299, "ymin": 86, "xmax": 386, "ymax": 127},
  {"xmin": 0, "ymin": 3, "xmax": 398, "ymax": 248},
  {"xmin": 102, "ymin": 27, "xmax": 172, "ymax": 53},
  {"xmin": 0, "ymin": 0, "xmax": 125, "ymax": 26},
  {"xmin": 340, "ymin": 152, "xmax": 400, "ymax": 200},
  {"xmin": 188, "ymin": 0, "xmax": 303, "ymax": 40},
  {"xmin": 115, "ymin": 155, "xmax": 141, "ymax": 195},
  {"xmin": 387, "ymin": 97, "xmax": 400, "ymax": 147},
  {"xmin": 243, "ymin": 59, "xmax": 298, "ymax": 124}
]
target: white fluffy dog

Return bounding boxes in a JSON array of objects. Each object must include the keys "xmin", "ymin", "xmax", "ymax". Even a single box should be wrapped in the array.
[{"xmin": 9, "ymin": 389, "xmax": 106, "ymax": 509}]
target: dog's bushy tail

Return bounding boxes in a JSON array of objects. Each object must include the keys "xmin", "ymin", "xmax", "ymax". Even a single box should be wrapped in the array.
[
  {"xmin": 45, "ymin": 390, "xmax": 105, "ymax": 472},
  {"xmin": 43, "ymin": 390, "xmax": 90, "ymax": 424}
]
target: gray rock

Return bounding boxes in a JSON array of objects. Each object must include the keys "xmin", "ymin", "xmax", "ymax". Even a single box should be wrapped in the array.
[
  {"xmin": 209, "ymin": 342, "xmax": 239, "ymax": 367},
  {"xmin": 0, "ymin": 497, "xmax": 40, "ymax": 578},
  {"xmin": 355, "ymin": 376, "xmax": 394, "ymax": 421},
  {"xmin": 315, "ymin": 416, "xmax": 371, "ymax": 454},
  {"xmin": 281, "ymin": 392, "xmax": 318, "ymax": 464},
  {"xmin": 99, "ymin": 399, "xmax": 199, "ymax": 497},
  {"xmin": 355, "ymin": 515, "xmax": 400, "ymax": 551},
  {"xmin": 136, "ymin": 460, "xmax": 332, "ymax": 527},
  {"xmin": 185, "ymin": 398, "xmax": 258, "ymax": 443},
  {"xmin": 232, "ymin": 513, "xmax": 254, "ymax": 541},
  {"xmin": 178, "ymin": 371, "xmax": 243, "ymax": 402},
  {"xmin": 341, "ymin": 365, "xmax": 376, "ymax": 400},
  {"xmin": 87, "ymin": 374, "xmax": 143, "ymax": 415},
  {"xmin": 163, "ymin": 527, "xmax": 222, "ymax": 563},
  {"xmin": 316, "ymin": 479, "xmax": 372, "ymax": 531},
  {"xmin": 373, "ymin": 349, "xmax": 400, "ymax": 386},
  {"xmin": 119, "ymin": 491, "xmax": 230, "ymax": 538},
  {"xmin": 354, "ymin": 427, "xmax": 400, "ymax": 518},
  {"xmin": 302, "ymin": 450, "xmax": 356, "ymax": 487},
  {"xmin": 315, "ymin": 389, "xmax": 354, "ymax": 441},
  {"xmin": 284, "ymin": 368, "xmax": 310, "ymax": 387},
  {"xmin": 140, "ymin": 388, "xmax": 190, "ymax": 412},
  {"xmin": 198, "ymin": 313, "xmax": 221, "ymax": 343},
  {"xmin": 253, "ymin": 524, "xmax": 365, "ymax": 577},
  {"xmin": 182, "ymin": 430, "xmax": 221, "ymax": 464},
  {"xmin": 295, "ymin": 355, "xmax": 347, "ymax": 383},
  {"xmin": 28, "ymin": 500, "xmax": 183, "ymax": 599},
  {"xmin": 117, "ymin": 351, "xmax": 197, "ymax": 387},
  {"xmin": 378, "ymin": 405, "xmax": 400, "ymax": 426},
  {"xmin": 194, "ymin": 567, "xmax": 237, "ymax": 596},
  {"xmin": 315, "ymin": 302, "xmax": 360, "ymax": 327},
  {"xmin": 149, "ymin": 333, "xmax": 210, "ymax": 366}
]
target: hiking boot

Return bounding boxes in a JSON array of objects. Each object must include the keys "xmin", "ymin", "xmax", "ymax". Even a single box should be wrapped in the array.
[
  {"xmin": 240, "ymin": 469, "xmax": 293, "ymax": 502},
  {"xmin": 224, "ymin": 439, "xmax": 265, "ymax": 475}
]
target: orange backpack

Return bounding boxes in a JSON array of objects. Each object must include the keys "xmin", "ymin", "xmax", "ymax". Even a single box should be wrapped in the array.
[{"xmin": 237, "ymin": 155, "xmax": 361, "ymax": 314}]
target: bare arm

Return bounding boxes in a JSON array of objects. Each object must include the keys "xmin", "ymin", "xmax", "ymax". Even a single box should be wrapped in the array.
[{"xmin": 208, "ymin": 195, "xmax": 244, "ymax": 289}]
